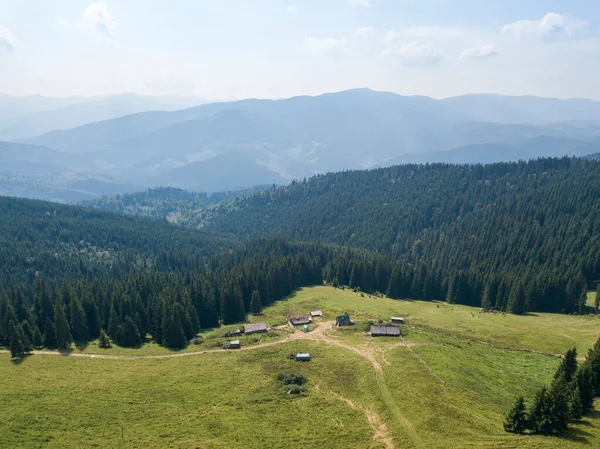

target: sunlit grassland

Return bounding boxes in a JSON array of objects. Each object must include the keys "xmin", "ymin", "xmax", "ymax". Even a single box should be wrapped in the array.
[{"xmin": 3, "ymin": 285, "xmax": 600, "ymax": 448}]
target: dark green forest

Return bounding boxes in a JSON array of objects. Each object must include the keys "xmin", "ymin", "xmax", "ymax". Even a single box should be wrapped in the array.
[{"xmin": 2, "ymin": 157, "xmax": 600, "ymax": 355}]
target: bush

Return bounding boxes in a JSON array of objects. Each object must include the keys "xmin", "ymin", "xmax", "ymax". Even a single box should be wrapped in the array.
[{"xmin": 278, "ymin": 372, "xmax": 307, "ymax": 386}]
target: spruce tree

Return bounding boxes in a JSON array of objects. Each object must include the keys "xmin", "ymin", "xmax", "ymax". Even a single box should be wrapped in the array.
[
  {"xmin": 43, "ymin": 317, "xmax": 56, "ymax": 348},
  {"xmin": 250, "ymin": 290, "xmax": 262, "ymax": 315},
  {"xmin": 548, "ymin": 375, "xmax": 571, "ymax": 434},
  {"xmin": 595, "ymin": 283, "xmax": 600, "ymax": 310},
  {"xmin": 504, "ymin": 396, "xmax": 528, "ymax": 434},
  {"xmin": 9, "ymin": 320, "xmax": 24, "ymax": 358},
  {"xmin": 98, "ymin": 329, "xmax": 111, "ymax": 348},
  {"xmin": 162, "ymin": 304, "xmax": 187, "ymax": 349},
  {"xmin": 569, "ymin": 385, "xmax": 583, "ymax": 422},
  {"xmin": 527, "ymin": 386, "xmax": 551, "ymax": 433},
  {"xmin": 446, "ymin": 273, "xmax": 459, "ymax": 304},
  {"xmin": 481, "ymin": 282, "xmax": 493, "ymax": 310},
  {"xmin": 32, "ymin": 325, "xmax": 44, "ymax": 348},
  {"xmin": 576, "ymin": 363, "xmax": 595, "ymax": 413},
  {"xmin": 115, "ymin": 316, "xmax": 141, "ymax": 347},
  {"xmin": 54, "ymin": 301, "xmax": 73, "ymax": 350},
  {"xmin": 507, "ymin": 282, "xmax": 526, "ymax": 315},
  {"xmin": 555, "ymin": 348, "xmax": 578, "ymax": 382},
  {"xmin": 69, "ymin": 294, "xmax": 88, "ymax": 343},
  {"xmin": 18, "ymin": 324, "xmax": 33, "ymax": 353}
]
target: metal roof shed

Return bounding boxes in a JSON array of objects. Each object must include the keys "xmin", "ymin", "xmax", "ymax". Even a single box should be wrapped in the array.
[
  {"xmin": 370, "ymin": 325, "xmax": 401, "ymax": 337},
  {"xmin": 296, "ymin": 353, "xmax": 311, "ymax": 362}
]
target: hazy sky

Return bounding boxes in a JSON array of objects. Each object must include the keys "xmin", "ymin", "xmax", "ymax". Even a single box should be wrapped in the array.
[{"xmin": 1, "ymin": 0, "xmax": 600, "ymax": 100}]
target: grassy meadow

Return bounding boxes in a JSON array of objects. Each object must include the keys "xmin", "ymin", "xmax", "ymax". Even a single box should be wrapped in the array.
[{"xmin": 3, "ymin": 285, "xmax": 600, "ymax": 448}]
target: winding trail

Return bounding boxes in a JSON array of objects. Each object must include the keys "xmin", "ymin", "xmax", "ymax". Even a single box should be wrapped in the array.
[{"xmin": 2, "ymin": 321, "xmax": 427, "ymax": 448}]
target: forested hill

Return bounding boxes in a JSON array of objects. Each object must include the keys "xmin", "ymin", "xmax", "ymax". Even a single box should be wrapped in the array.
[
  {"xmin": 203, "ymin": 157, "xmax": 600, "ymax": 313},
  {"xmin": 84, "ymin": 185, "xmax": 270, "ymax": 228},
  {"xmin": 0, "ymin": 195, "xmax": 231, "ymax": 286}
]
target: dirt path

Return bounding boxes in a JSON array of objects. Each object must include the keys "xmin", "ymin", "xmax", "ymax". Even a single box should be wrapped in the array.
[{"xmin": 2, "ymin": 321, "xmax": 424, "ymax": 447}]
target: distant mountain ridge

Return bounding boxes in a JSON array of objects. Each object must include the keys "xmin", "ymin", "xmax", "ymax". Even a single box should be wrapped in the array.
[{"xmin": 4, "ymin": 88, "xmax": 600, "ymax": 200}]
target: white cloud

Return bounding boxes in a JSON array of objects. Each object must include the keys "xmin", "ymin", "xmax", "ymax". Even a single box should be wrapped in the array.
[
  {"xmin": 348, "ymin": 0, "xmax": 372, "ymax": 7},
  {"xmin": 0, "ymin": 24, "xmax": 19, "ymax": 52},
  {"xmin": 460, "ymin": 44, "xmax": 498, "ymax": 61},
  {"xmin": 287, "ymin": 5, "xmax": 298, "ymax": 13},
  {"xmin": 301, "ymin": 37, "xmax": 347, "ymax": 55},
  {"xmin": 502, "ymin": 13, "xmax": 587, "ymax": 41},
  {"xmin": 81, "ymin": 2, "xmax": 118, "ymax": 43},
  {"xmin": 385, "ymin": 40, "xmax": 442, "ymax": 66}
]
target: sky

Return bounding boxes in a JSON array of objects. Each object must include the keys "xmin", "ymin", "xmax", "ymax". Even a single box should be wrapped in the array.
[{"xmin": 1, "ymin": 0, "xmax": 600, "ymax": 100}]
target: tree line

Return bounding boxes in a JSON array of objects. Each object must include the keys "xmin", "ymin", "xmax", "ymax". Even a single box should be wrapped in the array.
[
  {"xmin": 504, "ymin": 340, "xmax": 600, "ymax": 435},
  {"xmin": 201, "ymin": 157, "xmax": 600, "ymax": 314}
]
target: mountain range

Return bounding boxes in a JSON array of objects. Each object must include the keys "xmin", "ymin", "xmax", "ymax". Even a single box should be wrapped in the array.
[{"xmin": 2, "ymin": 88, "xmax": 600, "ymax": 202}]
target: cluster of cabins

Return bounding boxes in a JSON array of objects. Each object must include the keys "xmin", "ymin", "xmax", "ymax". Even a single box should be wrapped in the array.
[{"xmin": 224, "ymin": 312, "xmax": 406, "ymax": 351}]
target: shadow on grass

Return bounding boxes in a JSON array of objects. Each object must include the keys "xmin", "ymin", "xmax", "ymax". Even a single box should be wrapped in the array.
[
  {"xmin": 10, "ymin": 353, "xmax": 33, "ymax": 365},
  {"xmin": 558, "ymin": 426, "xmax": 592, "ymax": 444},
  {"xmin": 75, "ymin": 341, "xmax": 89, "ymax": 351}
]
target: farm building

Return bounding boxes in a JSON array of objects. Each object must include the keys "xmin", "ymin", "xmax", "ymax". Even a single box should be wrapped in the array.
[
  {"xmin": 289, "ymin": 316, "xmax": 312, "ymax": 326},
  {"xmin": 224, "ymin": 340, "xmax": 240, "ymax": 349},
  {"xmin": 310, "ymin": 311, "xmax": 323, "ymax": 317},
  {"xmin": 243, "ymin": 322, "xmax": 268, "ymax": 335},
  {"xmin": 370, "ymin": 325, "xmax": 401, "ymax": 337},
  {"xmin": 296, "ymin": 353, "xmax": 311, "ymax": 362},
  {"xmin": 391, "ymin": 317, "xmax": 405, "ymax": 325},
  {"xmin": 335, "ymin": 314, "xmax": 354, "ymax": 326}
]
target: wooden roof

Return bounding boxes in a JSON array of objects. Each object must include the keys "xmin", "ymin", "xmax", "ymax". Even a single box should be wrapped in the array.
[
  {"xmin": 370, "ymin": 325, "xmax": 401, "ymax": 336},
  {"xmin": 243, "ymin": 322, "xmax": 267, "ymax": 333}
]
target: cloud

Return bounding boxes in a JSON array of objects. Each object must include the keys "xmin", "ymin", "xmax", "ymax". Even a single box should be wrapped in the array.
[
  {"xmin": 502, "ymin": 13, "xmax": 587, "ymax": 41},
  {"xmin": 348, "ymin": 0, "xmax": 372, "ymax": 7},
  {"xmin": 384, "ymin": 40, "xmax": 442, "ymax": 66},
  {"xmin": 0, "ymin": 24, "xmax": 19, "ymax": 52},
  {"xmin": 81, "ymin": 2, "xmax": 118, "ymax": 43},
  {"xmin": 287, "ymin": 5, "xmax": 298, "ymax": 13},
  {"xmin": 301, "ymin": 37, "xmax": 347, "ymax": 55},
  {"xmin": 460, "ymin": 44, "xmax": 498, "ymax": 61}
]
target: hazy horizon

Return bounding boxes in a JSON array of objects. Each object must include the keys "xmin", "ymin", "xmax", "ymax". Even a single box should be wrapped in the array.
[{"xmin": 1, "ymin": 1, "xmax": 600, "ymax": 100}]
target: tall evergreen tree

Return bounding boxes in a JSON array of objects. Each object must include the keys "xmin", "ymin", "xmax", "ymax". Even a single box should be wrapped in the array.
[
  {"xmin": 54, "ymin": 301, "xmax": 73, "ymax": 350},
  {"xmin": 69, "ymin": 294, "xmax": 89, "ymax": 343},
  {"xmin": 555, "ymin": 348, "xmax": 578, "ymax": 383},
  {"xmin": 576, "ymin": 363, "xmax": 596, "ymax": 413},
  {"xmin": 481, "ymin": 281, "xmax": 493, "ymax": 310},
  {"xmin": 115, "ymin": 316, "xmax": 141, "ymax": 347},
  {"xmin": 9, "ymin": 320, "xmax": 24, "ymax": 358},
  {"xmin": 507, "ymin": 282, "xmax": 526, "ymax": 315},
  {"xmin": 504, "ymin": 396, "xmax": 528, "ymax": 434},
  {"xmin": 43, "ymin": 317, "xmax": 56, "ymax": 348},
  {"xmin": 250, "ymin": 290, "xmax": 262, "ymax": 315},
  {"xmin": 98, "ymin": 329, "xmax": 111, "ymax": 348},
  {"xmin": 18, "ymin": 323, "xmax": 33, "ymax": 353},
  {"xmin": 32, "ymin": 325, "xmax": 44, "ymax": 348},
  {"xmin": 595, "ymin": 283, "xmax": 600, "ymax": 310}
]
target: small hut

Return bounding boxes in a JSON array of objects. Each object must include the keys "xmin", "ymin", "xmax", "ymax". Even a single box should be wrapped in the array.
[
  {"xmin": 335, "ymin": 314, "xmax": 354, "ymax": 326},
  {"xmin": 243, "ymin": 322, "xmax": 268, "ymax": 335},
  {"xmin": 370, "ymin": 325, "xmax": 401, "ymax": 337},
  {"xmin": 290, "ymin": 316, "xmax": 312, "ymax": 327},
  {"xmin": 391, "ymin": 317, "xmax": 405, "ymax": 325},
  {"xmin": 224, "ymin": 340, "xmax": 241, "ymax": 349},
  {"xmin": 296, "ymin": 353, "xmax": 311, "ymax": 362},
  {"xmin": 310, "ymin": 311, "xmax": 323, "ymax": 317}
]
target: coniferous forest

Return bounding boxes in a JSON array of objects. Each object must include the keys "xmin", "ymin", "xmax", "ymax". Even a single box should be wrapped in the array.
[{"xmin": 2, "ymin": 157, "xmax": 600, "ymax": 356}]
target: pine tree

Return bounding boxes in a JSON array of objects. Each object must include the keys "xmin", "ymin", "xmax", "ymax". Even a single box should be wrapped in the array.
[
  {"xmin": 481, "ymin": 281, "xmax": 493, "ymax": 310},
  {"xmin": 98, "ymin": 329, "xmax": 111, "ymax": 348},
  {"xmin": 576, "ymin": 363, "xmax": 595, "ymax": 414},
  {"xmin": 43, "ymin": 317, "xmax": 56, "ymax": 348},
  {"xmin": 250, "ymin": 290, "xmax": 262, "ymax": 315},
  {"xmin": 548, "ymin": 375, "xmax": 571, "ymax": 434},
  {"xmin": 108, "ymin": 304, "xmax": 120, "ymax": 339},
  {"xmin": 9, "ymin": 320, "xmax": 24, "ymax": 358},
  {"xmin": 162, "ymin": 304, "xmax": 187, "ymax": 349},
  {"xmin": 32, "ymin": 325, "xmax": 44, "ymax": 348},
  {"xmin": 507, "ymin": 282, "xmax": 526, "ymax": 315},
  {"xmin": 504, "ymin": 396, "xmax": 528, "ymax": 434},
  {"xmin": 446, "ymin": 273, "xmax": 459, "ymax": 304},
  {"xmin": 18, "ymin": 324, "xmax": 33, "ymax": 353},
  {"xmin": 569, "ymin": 385, "xmax": 583, "ymax": 422},
  {"xmin": 69, "ymin": 294, "xmax": 88, "ymax": 343},
  {"xmin": 595, "ymin": 283, "xmax": 600, "ymax": 310},
  {"xmin": 527, "ymin": 386, "xmax": 551, "ymax": 433},
  {"xmin": 555, "ymin": 348, "xmax": 578, "ymax": 383},
  {"xmin": 54, "ymin": 301, "xmax": 73, "ymax": 350},
  {"xmin": 115, "ymin": 316, "xmax": 141, "ymax": 347}
]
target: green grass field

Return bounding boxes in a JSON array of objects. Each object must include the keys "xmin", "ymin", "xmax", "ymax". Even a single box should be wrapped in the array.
[{"xmin": 2, "ymin": 286, "xmax": 600, "ymax": 448}]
